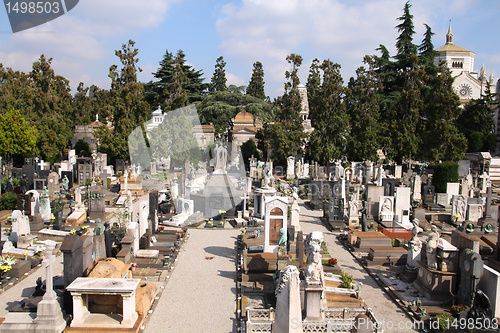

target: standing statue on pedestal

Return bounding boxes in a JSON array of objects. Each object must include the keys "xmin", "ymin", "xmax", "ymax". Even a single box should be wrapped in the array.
[
  {"xmin": 304, "ymin": 231, "xmax": 324, "ymax": 285},
  {"xmin": 426, "ymin": 225, "xmax": 440, "ymax": 270}
]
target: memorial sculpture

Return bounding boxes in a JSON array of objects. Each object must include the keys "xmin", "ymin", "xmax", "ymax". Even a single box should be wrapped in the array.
[
  {"xmin": 426, "ymin": 225, "xmax": 440, "ymax": 270},
  {"xmin": 304, "ymin": 231, "xmax": 324, "ymax": 285}
]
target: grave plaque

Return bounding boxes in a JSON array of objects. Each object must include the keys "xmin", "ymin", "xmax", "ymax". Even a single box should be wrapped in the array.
[{"xmin": 422, "ymin": 185, "xmax": 435, "ymax": 206}]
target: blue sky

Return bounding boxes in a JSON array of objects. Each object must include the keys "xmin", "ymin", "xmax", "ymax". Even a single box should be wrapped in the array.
[{"xmin": 0, "ymin": 0, "xmax": 498, "ymax": 99}]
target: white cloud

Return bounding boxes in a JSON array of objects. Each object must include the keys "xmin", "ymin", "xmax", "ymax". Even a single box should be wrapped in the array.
[
  {"xmin": 226, "ymin": 72, "xmax": 245, "ymax": 87},
  {"xmin": 215, "ymin": 0, "xmax": 497, "ymax": 97},
  {"xmin": 0, "ymin": 0, "xmax": 178, "ymax": 92}
]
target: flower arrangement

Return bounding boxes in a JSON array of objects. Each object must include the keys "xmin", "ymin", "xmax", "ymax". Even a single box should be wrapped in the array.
[
  {"xmin": 49, "ymin": 216, "xmax": 55, "ymax": 220},
  {"xmin": 207, "ymin": 221, "xmax": 213, "ymax": 226},
  {"xmin": 453, "ymin": 214, "xmax": 460, "ymax": 223},
  {"xmin": 328, "ymin": 258, "xmax": 338, "ymax": 266},
  {"xmin": 219, "ymin": 221, "xmax": 224, "ymax": 225},
  {"xmin": 219, "ymin": 210, "xmax": 227, "ymax": 219},
  {"xmin": 452, "ymin": 304, "xmax": 466, "ymax": 313},
  {"xmin": 80, "ymin": 226, "xmax": 88, "ymax": 233},
  {"xmin": 158, "ymin": 226, "xmax": 165, "ymax": 232},
  {"xmin": 22, "ymin": 251, "xmax": 29, "ymax": 260},
  {"xmin": 0, "ymin": 255, "xmax": 18, "ymax": 273},
  {"xmin": 70, "ymin": 229, "xmax": 77, "ymax": 235}
]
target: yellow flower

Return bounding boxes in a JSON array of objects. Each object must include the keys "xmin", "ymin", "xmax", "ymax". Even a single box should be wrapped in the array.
[
  {"xmin": 70, "ymin": 229, "xmax": 76, "ymax": 235},
  {"xmin": 22, "ymin": 251, "xmax": 29, "ymax": 256},
  {"xmin": 81, "ymin": 226, "xmax": 88, "ymax": 230}
]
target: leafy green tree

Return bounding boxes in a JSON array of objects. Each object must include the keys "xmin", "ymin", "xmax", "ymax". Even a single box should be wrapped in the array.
[
  {"xmin": 210, "ymin": 56, "xmax": 227, "ymax": 92},
  {"xmin": 196, "ymin": 86, "xmax": 272, "ymax": 138},
  {"xmin": 266, "ymin": 54, "xmax": 306, "ymax": 167},
  {"xmin": 30, "ymin": 55, "xmax": 74, "ymax": 163},
  {"xmin": 74, "ymin": 139, "xmax": 92, "ymax": 157},
  {"xmin": 246, "ymin": 61, "xmax": 266, "ymax": 100},
  {"xmin": 418, "ymin": 24, "xmax": 466, "ymax": 162},
  {"xmin": 145, "ymin": 49, "xmax": 208, "ymax": 107},
  {"xmin": 456, "ymin": 87, "xmax": 497, "ymax": 153},
  {"xmin": 240, "ymin": 138, "xmax": 261, "ymax": 169},
  {"xmin": 0, "ymin": 109, "xmax": 37, "ymax": 158},
  {"xmin": 72, "ymin": 82, "xmax": 97, "ymax": 126},
  {"xmin": 306, "ymin": 60, "xmax": 348, "ymax": 164},
  {"xmin": 346, "ymin": 56, "xmax": 384, "ymax": 161},
  {"xmin": 96, "ymin": 40, "xmax": 150, "ymax": 164},
  {"xmin": 394, "ymin": 1, "xmax": 417, "ymax": 72},
  {"xmin": 147, "ymin": 105, "xmax": 201, "ymax": 168},
  {"xmin": 306, "ymin": 58, "xmax": 322, "ymax": 122}
]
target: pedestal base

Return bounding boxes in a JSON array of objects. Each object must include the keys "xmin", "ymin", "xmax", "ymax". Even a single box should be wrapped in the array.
[{"xmin": 304, "ymin": 285, "xmax": 324, "ymax": 321}]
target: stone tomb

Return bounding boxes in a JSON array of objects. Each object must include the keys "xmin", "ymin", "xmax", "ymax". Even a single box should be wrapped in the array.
[
  {"xmin": 67, "ymin": 277, "xmax": 141, "ymax": 329},
  {"xmin": 263, "ymin": 196, "xmax": 288, "ymax": 253},
  {"xmin": 394, "ymin": 187, "xmax": 411, "ymax": 229},
  {"xmin": 88, "ymin": 185, "xmax": 106, "ymax": 221},
  {"xmin": 378, "ymin": 196, "xmax": 394, "ymax": 223},
  {"xmin": 467, "ymin": 203, "xmax": 483, "ymax": 222}
]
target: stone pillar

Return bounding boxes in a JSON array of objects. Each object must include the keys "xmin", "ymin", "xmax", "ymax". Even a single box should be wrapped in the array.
[
  {"xmin": 60, "ymin": 234, "xmax": 84, "ymax": 288},
  {"xmin": 70, "ymin": 294, "xmax": 88, "ymax": 326},
  {"xmin": 274, "ymin": 266, "xmax": 301, "ymax": 333},
  {"xmin": 121, "ymin": 293, "xmax": 138, "ymax": 327}
]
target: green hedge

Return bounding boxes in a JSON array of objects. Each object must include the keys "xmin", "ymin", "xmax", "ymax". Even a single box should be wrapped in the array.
[
  {"xmin": 432, "ymin": 161, "xmax": 458, "ymax": 193},
  {"xmin": 0, "ymin": 192, "xmax": 18, "ymax": 210}
]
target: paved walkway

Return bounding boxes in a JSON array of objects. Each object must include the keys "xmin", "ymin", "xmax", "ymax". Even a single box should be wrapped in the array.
[
  {"xmin": 142, "ymin": 198, "xmax": 420, "ymax": 333},
  {"xmin": 299, "ymin": 201, "xmax": 419, "ymax": 333},
  {"xmin": 0, "ymin": 253, "xmax": 64, "ymax": 318},
  {"xmin": 145, "ymin": 228, "xmax": 239, "ymax": 333}
]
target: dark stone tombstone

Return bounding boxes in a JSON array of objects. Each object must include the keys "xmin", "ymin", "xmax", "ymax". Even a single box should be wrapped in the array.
[
  {"xmin": 296, "ymin": 231, "xmax": 304, "ymax": 266},
  {"xmin": 38, "ymin": 170, "xmax": 50, "ymax": 181},
  {"xmin": 115, "ymin": 159, "xmax": 125, "ymax": 175},
  {"xmin": 149, "ymin": 191, "xmax": 158, "ymax": 233},
  {"xmin": 382, "ymin": 178, "xmax": 396, "ymax": 196},
  {"xmin": 53, "ymin": 209, "xmax": 63, "ymax": 230},
  {"xmin": 458, "ymin": 249, "xmax": 484, "ymax": 307},
  {"xmin": 60, "ymin": 234, "xmax": 84, "ymax": 288},
  {"xmin": 16, "ymin": 194, "xmax": 31, "ymax": 216},
  {"xmin": 61, "ymin": 171, "xmax": 73, "ymax": 189},
  {"xmin": 422, "ymin": 185, "xmax": 435, "ymax": 206},
  {"xmin": 22, "ymin": 164, "xmax": 34, "ymax": 190},
  {"xmin": 104, "ymin": 221, "xmax": 113, "ymax": 258}
]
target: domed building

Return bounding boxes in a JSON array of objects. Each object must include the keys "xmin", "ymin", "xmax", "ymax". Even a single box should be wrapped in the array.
[{"xmin": 229, "ymin": 109, "xmax": 259, "ymax": 153}]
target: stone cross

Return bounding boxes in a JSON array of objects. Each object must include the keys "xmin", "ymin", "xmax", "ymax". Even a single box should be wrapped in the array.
[{"xmin": 42, "ymin": 252, "xmax": 57, "ymax": 300}]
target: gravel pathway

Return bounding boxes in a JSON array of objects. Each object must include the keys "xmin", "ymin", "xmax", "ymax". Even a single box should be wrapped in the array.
[{"xmin": 144, "ymin": 228, "xmax": 239, "ymax": 333}]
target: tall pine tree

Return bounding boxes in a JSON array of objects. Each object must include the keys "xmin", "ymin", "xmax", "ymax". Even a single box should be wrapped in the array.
[
  {"xmin": 246, "ymin": 61, "xmax": 266, "ymax": 100},
  {"xmin": 210, "ymin": 56, "xmax": 227, "ymax": 92}
]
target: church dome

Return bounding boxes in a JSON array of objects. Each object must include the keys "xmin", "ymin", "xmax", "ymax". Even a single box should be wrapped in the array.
[{"xmin": 234, "ymin": 110, "xmax": 254, "ymax": 125}]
